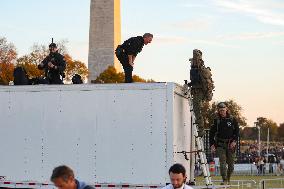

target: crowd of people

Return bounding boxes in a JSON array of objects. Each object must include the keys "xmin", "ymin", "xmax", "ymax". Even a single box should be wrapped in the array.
[
  {"xmin": 238, "ymin": 141, "xmax": 284, "ymax": 163},
  {"xmin": 236, "ymin": 141, "xmax": 284, "ymax": 175}
]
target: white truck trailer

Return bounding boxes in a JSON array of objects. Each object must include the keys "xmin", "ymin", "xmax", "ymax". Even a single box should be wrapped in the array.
[{"xmin": 0, "ymin": 83, "xmax": 194, "ymax": 188}]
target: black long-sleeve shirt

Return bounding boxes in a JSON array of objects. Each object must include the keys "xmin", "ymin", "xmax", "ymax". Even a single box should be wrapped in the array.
[
  {"xmin": 38, "ymin": 52, "xmax": 66, "ymax": 73},
  {"xmin": 209, "ymin": 116, "xmax": 239, "ymax": 146},
  {"xmin": 121, "ymin": 36, "xmax": 144, "ymax": 57},
  {"xmin": 38, "ymin": 52, "xmax": 66, "ymax": 84}
]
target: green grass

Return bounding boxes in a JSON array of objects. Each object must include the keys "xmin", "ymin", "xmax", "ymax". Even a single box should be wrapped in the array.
[{"xmin": 195, "ymin": 175, "xmax": 284, "ymax": 188}]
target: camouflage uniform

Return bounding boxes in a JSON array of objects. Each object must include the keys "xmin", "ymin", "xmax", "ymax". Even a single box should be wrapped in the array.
[
  {"xmin": 216, "ymin": 139, "xmax": 236, "ymax": 183},
  {"xmin": 191, "ymin": 88, "xmax": 204, "ymax": 135},
  {"xmin": 209, "ymin": 109, "xmax": 239, "ymax": 184},
  {"xmin": 189, "ymin": 49, "xmax": 214, "ymax": 136}
]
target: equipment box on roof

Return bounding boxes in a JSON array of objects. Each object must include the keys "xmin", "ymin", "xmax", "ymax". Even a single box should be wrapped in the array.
[{"xmin": 0, "ymin": 83, "xmax": 192, "ymax": 185}]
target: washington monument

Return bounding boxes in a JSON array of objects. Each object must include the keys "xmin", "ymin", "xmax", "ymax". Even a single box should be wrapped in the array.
[{"xmin": 88, "ymin": 0, "xmax": 122, "ymax": 82}]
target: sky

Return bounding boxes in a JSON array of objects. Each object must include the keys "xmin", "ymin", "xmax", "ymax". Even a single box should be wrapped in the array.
[{"xmin": 0, "ymin": 0, "xmax": 283, "ymax": 126}]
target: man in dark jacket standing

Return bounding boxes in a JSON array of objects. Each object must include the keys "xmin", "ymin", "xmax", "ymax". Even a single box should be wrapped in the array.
[
  {"xmin": 38, "ymin": 43, "xmax": 66, "ymax": 84},
  {"xmin": 209, "ymin": 102, "xmax": 239, "ymax": 185},
  {"xmin": 115, "ymin": 33, "xmax": 153, "ymax": 83}
]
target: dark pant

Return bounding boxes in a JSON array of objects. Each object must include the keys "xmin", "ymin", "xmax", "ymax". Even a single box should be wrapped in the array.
[
  {"xmin": 49, "ymin": 78, "xmax": 63, "ymax": 84},
  {"xmin": 116, "ymin": 52, "xmax": 133, "ymax": 83},
  {"xmin": 48, "ymin": 75, "xmax": 63, "ymax": 84}
]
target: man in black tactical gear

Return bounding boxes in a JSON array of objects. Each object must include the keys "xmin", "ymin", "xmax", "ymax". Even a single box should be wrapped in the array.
[
  {"xmin": 38, "ymin": 43, "xmax": 66, "ymax": 84},
  {"xmin": 115, "ymin": 33, "xmax": 153, "ymax": 83},
  {"xmin": 209, "ymin": 102, "xmax": 239, "ymax": 185}
]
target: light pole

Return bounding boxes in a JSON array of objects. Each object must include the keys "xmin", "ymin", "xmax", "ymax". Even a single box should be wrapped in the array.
[
  {"xmin": 266, "ymin": 127, "xmax": 269, "ymax": 156},
  {"xmin": 254, "ymin": 121, "xmax": 261, "ymax": 156}
]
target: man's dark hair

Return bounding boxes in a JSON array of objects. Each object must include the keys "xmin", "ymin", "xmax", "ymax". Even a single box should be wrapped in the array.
[
  {"xmin": 50, "ymin": 165, "xmax": 74, "ymax": 182},
  {"xmin": 168, "ymin": 163, "xmax": 186, "ymax": 176},
  {"xmin": 143, "ymin": 33, "xmax": 153, "ymax": 38}
]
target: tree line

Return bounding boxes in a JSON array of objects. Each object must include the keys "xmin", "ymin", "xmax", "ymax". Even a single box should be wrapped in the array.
[
  {"xmin": 0, "ymin": 37, "xmax": 88, "ymax": 84},
  {"xmin": 201, "ymin": 100, "xmax": 284, "ymax": 141}
]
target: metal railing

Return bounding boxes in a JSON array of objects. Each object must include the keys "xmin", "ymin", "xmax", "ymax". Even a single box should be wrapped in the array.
[
  {"xmin": 195, "ymin": 180, "xmax": 257, "ymax": 189},
  {"xmin": 259, "ymin": 178, "xmax": 284, "ymax": 189},
  {"xmin": 211, "ymin": 163, "xmax": 284, "ymax": 176}
]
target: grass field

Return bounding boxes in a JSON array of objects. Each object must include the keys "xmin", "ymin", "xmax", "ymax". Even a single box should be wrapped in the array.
[{"xmin": 195, "ymin": 175, "xmax": 284, "ymax": 188}]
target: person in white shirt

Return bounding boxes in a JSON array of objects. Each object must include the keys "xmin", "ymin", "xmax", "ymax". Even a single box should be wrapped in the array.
[{"xmin": 161, "ymin": 163, "xmax": 194, "ymax": 189}]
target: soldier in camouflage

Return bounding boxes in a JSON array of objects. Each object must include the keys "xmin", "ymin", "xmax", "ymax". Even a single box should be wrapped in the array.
[
  {"xmin": 189, "ymin": 49, "xmax": 214, "ymax": 136},
  {"xmin": 209, "ymin": 102, "xmax": 239, "ymax": 185}
]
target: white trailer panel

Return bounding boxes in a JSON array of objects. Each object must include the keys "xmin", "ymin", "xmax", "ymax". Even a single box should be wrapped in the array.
[{"xmin": 0, "ymin": 83, "xmax": 192, "ymax": 185}]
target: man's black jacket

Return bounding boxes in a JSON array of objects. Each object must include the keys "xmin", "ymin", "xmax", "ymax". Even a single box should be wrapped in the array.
[
  {"xmin": 209, "ymin": 116, "xmax": 239, "ymax": 146},
  {"xmin": 121, "ymin": 36, "xmax": 144, "ymax": 57},
  {"xmin": 38, "ymin": 52, "xmax": 66, "ymax": 83}
]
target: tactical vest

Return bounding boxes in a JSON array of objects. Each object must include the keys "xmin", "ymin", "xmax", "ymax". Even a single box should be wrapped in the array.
[{"xmin": 214, "ymin": 116, "xmax": 235, "ymax": 142}]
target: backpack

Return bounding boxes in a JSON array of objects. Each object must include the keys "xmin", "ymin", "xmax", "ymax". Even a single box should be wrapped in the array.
[
  {"xmin": 199, "ymin": 65, "xmax": 214, "ymax": 101},
  {"xmin": 72, "ymin": 74, "xmax": 83, "ymax": 84},
  {"xmin": 13, "ymin": 66, "xmax": 29, "ymax": 85}
]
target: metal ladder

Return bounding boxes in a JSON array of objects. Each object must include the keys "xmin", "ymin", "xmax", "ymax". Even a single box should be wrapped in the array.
[{"xmin": 183, "ymin": 83, "xmax": 212, "ymax": 186}]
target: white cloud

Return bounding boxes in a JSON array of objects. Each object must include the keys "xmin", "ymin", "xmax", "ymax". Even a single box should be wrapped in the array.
[
  {"xmin": 181, "ymin": 2, "xmax": 207, "ymax": 8},
  {"xmin": 218, "ymin": 31, "xmax": 284, "ymax": 40},
  {"xmin": 188, "ymin": 39, "xmax": 238, "ymax": 48},
  {"xmin": 155, "ymin": 34, "xmax": 239, "ymax": 48},
  {"xmin": 250, "ymin": 1, "xmax": 284, "ymax": 10},
  {"xmin": 155, "ymin": 35, "xmax": 188, "ymax": 44},
  {"xmin": 214, "ymin": 0, "xmax": 284, "ymax": 26},
  {"xmin": 172, "ymin": 19, "xmax": 212, "ymax": 31}
]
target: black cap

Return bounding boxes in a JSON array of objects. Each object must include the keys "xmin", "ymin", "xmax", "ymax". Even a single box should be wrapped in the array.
[
  {"xmin": 49, "ymin": 43, "xmax": 57, "ymax": 48},
  {"xmin": 217, "ymin": 102, "xmax": 227, "ymax": 108}
]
